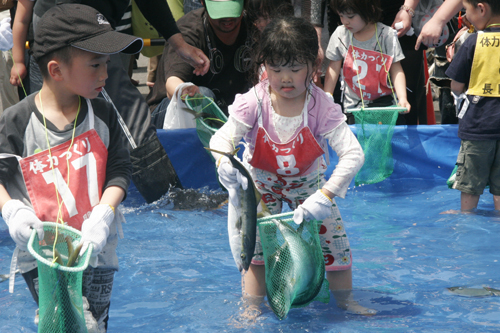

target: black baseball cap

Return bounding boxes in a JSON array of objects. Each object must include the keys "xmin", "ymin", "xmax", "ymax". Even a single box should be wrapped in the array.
[{"xmin": 32, "ymin": 3, "xmax": 143, "ymax": 60}]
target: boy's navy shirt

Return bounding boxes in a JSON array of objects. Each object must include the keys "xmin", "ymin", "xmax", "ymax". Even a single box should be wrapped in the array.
[{"xmin": 446, "ymin": 27, "xmax": 500, "ymax": 141}]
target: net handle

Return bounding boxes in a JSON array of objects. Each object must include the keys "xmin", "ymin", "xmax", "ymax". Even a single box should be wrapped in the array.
[
  {"xmin": 257, "ymin": 211, "xmax": 322, "ymax": 225},
  {"xmin": 27, "ymin": 222, "xmax": 93, "ymax": 273},
  {"xmin": 348, "ymin": 106, "xmax": 408, "ymax": 113}
]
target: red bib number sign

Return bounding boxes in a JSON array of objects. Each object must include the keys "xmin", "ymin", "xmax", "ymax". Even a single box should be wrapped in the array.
[
  {"xmin": 19, "ymin": 129, "xmax": 107, "ymax": 230},
  {"xmin": 343, "ymin": 45, "xmax": 394, "ymax": 101}
]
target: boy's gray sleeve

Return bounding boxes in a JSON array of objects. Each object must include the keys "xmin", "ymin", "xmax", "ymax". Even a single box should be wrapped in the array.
[
  {"xmin": 93, "ymin": 100, "xmax": 132, "ymax": 195},
  {"xmin": 0, "ymin": 104, "xmax": 30, "ymax": 188}
]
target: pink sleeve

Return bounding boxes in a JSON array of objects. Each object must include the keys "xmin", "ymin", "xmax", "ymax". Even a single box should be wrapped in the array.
[
  {"xmin": 228, "ymin": 90, "xmax": 259, "ymax": 129},
  {"xmin": 309, "ymin": 85, "xmax": 346, "ymax": 135}
]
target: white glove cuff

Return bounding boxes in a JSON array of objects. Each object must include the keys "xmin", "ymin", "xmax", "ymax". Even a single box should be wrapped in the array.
[{"xmin": 315, "ymin": 190, "xmax": 333, "ymax": 206}]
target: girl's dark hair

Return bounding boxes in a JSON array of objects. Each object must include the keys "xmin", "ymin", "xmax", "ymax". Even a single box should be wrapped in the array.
[
  {"xmin": 330, "ymin": 0, "xmax": 382, "ymax": 24},
  {"xmin": 246, "ymin": 0, "xmax": 294, "ymax": 25},
  {"xmin": 252, "ymin": 16, "xmax": 318, "ymax": 84},
  {"xmin": 465, "ymin": 0, "xmax": 500, "ymax": 15}
]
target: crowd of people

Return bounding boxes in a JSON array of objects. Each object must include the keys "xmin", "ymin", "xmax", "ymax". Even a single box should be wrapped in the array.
[{"xmin": 0, "ymin": 0, "xmax": 498, "ymax": 330}]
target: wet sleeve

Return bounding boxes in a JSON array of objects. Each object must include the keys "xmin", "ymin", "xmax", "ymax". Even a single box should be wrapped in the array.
[{"xmin": 322, "ymin": 122, "xmax": 364, "ymax": 198}]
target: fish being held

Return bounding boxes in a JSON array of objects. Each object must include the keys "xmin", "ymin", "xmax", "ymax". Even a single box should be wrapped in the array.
[
  {"xmin": 447, "ymin": 286, "xmax": 500, "ymax": 297},
  {"xmin": 206, "ymin": 148, "xmax": 260, "ymax": 272}
]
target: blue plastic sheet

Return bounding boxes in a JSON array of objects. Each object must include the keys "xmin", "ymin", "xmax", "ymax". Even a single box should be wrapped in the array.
[{"xmin": 155, "ymin": 125, "xmax": 461, "ymax": 190}]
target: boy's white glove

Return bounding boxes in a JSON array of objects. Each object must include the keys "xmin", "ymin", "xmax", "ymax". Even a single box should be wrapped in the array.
[
  {"xmin": 2, "ymin": 199, "xmax": 44, "ymax": 250},
  {"xmin": 293, "ymin": 190, "xmax": 332, "ymax": 224},
  {"xmin": 451, "ymin": 91, "xmax": 469, "ymax": 118},
  {"xmin": 79, "ymin": 205, "xmax": 115, "ymax": 257},
  {"xmin": 0, "ymin": 18, "xmax": 13, "ymax": 51},
  {"xmin": 217, "ymin": 156, "xmax": 248, "ymax": 207}
]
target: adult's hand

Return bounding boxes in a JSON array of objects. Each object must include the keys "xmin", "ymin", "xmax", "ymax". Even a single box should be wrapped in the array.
[
  {"xmin": 392, "ymin": 9, "xmax": 413, "ymax": 38},
  {"xmin": 414, "ymin": 0, "xmax": 463, "ymax": 50},
  {"xmin": 180, "ymin": 85, "xmax": 200, "ymax": 98},
  {"xmin": 415, "ymin": 17, "xmax": 446, "ymax": 49},
  {"xmin": 168, "ymin": 33, "xmax": 210, "ymax": 76}
]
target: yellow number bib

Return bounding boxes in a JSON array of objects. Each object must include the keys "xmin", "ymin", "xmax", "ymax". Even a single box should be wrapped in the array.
[{"xmin": 467, "ymin": 32, "xmax": 500, "ymax": 97}]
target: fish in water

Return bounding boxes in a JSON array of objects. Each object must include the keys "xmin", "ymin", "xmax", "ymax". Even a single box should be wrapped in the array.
[
  {"xmin": 0, "ymin": 269, "xmax": 19, "ymax": 283},
  {"xmin": 447, "ymin": 286, "xmax": 500, "ymax": 297},
  {"xmin": 266, "ymin": 219, "xmax": 327, "ymax": 319},
  {"xmin": 206, "ymin": 148, "xmax": 259, "ymax": 272}
]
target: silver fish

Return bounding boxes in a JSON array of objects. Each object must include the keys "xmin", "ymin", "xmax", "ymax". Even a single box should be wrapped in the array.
[
  {"xmin": 206, "ymin": 148, "xmax": 260, "ymax": 272},
  {"xmin": 447, "ymin": 286, "xmax": 500, "ymax": 297}
]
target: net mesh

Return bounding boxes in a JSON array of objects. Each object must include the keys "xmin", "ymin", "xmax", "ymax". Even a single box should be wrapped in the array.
[
  {"xmin": 352, "ymin": 107, "xmax": 400, "ymax": 186},
  {"xmin": 258, "ymin": 212, "xmax": 330, "ymax": 320},
  {"xmin": 185, "ymin": 95, "xmax": 227, "ymax": 155},
  {"xmin": 28, "ymin": 222, "xmax": 92, "ymax": 333}
]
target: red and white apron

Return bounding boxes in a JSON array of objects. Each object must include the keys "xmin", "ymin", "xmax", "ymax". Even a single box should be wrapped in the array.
[
  {"xmin": 343, "ymin": 44, "xmax": 394, "ymax": 101},
  {"xmin": 5, "ymin": 99, "xmax": 108, "ymax": 231},
  {"xmin": 248, "ymin": 90, "xmax": 325, "ymax": 177}
]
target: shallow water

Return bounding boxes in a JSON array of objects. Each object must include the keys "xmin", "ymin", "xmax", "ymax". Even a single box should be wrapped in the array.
[{"xmin": 1, "ymin": 179, "xmax": 500, "ymax": 332}]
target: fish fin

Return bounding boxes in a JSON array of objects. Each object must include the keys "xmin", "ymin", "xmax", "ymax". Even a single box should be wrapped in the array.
[{"xmin": 204, "ymin": 147, "xmax": 240, "ymax": 157}]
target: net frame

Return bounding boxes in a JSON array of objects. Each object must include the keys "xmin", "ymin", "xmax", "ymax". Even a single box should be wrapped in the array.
[{"xmin": 27, "ymin": 222, "xmax": 93, "ymax": 333}]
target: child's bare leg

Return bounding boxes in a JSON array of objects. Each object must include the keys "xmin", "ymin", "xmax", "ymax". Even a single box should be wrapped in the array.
[
  {"xmin": 242, "ymin": 264, "xmax": 266, "ymax": 297},
  {"xmin": 328, "ymin": 268, "xmax": 376, "ymax": 316},
  {"xmin": 240, "ymin": 264, "xmax": 266, "ymax": 321},
  {"xmin": 494, "ymin": 195, "xmax": 500, "ymax": 211},
  {"xmin": 461, "ymin": 192, "xmax": 480, "ymax": 211}
]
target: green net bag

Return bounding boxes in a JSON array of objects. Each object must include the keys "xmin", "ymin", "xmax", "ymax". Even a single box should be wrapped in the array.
[
  {"xmin": 27, "ymin": 222, "xmax": 93, "ymax": 333},
  {"xmin": 351, "ymin": 106, "xmax": 403, "ymax": 186},
  {"xmin": 257, "ymin": 212, "xmax": 330, "ymax": 320},
  {"xmin": 185, "ymin": 95, "xmax": 227, "ymax": 154}
]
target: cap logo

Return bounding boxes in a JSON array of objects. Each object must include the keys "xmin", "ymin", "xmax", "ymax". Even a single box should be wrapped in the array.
[{"xmin": 96, "ymin": 13, "xmax": 110, "ymax": 25}]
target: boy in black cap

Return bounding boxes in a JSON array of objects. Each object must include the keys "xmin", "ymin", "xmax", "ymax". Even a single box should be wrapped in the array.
[{"xmin": 0, "ymin": 4, "xmax": 142, "ymax": 331}]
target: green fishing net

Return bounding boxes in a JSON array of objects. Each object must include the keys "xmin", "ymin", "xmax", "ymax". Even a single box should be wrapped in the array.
[
  {"xmin": 257, "ymin": 212, "xmax": 330, "ymax": 320},
  {"xmin": 28, "ymin": 222, "xmax": 92, "ymax": 333},
  {"xmin": 351, "ymin": 106, "xmax": 403, "ymax": 186},
  {"xmin": 185, "ymin": 95, "xmax": 227, "ymax": 155}
]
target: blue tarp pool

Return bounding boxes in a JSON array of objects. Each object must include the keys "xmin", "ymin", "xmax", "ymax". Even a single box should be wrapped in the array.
[{"xmin": 2, "ymin": 125, "xmax": 500, "ymax": 332}]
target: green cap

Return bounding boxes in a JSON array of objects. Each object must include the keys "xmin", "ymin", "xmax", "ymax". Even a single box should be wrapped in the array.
[{"xmin": 205, "ymin": 0, "xmax": 244, "ymax": 19}]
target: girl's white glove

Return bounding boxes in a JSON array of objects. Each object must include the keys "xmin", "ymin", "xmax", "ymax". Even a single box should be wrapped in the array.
[
  {"xmin": 0, "ymin": 17, "xmax": 13, "ymax": 51},
  {"xmin": 217, "ymin": 156, "xmax": 248, "ymax": 207},
  {"xmin": 293, "ymin": 190, "xmax": 332, "ymax": 224},
  {"xmin": 2, "ymin": 199, "xmax": 44, "ymax": 250},
  {"xmin": 79, "ymin": 205, "xmax": 115, "ymax": 257}
]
